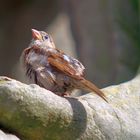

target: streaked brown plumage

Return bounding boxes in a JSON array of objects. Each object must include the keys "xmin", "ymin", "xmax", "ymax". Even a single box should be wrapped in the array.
[{"xmin": 21, "ymin": 29, "xmax": 107, "ymax": 102}]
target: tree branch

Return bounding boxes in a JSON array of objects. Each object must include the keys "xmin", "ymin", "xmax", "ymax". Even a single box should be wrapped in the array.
[{"xmin": 0, "ymin": 75, "xmax": 140, "ymax": 140}]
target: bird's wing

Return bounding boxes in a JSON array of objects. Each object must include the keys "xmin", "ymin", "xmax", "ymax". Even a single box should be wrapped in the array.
[
  {"xmin": 47, "ymin": 49, "xmax": 85, "ymax": 80},
  {"xmin": 47, "ymin": 49, "xmax": 107, "ymax": 102}
]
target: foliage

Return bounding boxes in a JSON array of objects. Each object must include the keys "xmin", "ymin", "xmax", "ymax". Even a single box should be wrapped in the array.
[{"xmin": 117, "ymin": 0, "xmax": 140, "ymax": 72}]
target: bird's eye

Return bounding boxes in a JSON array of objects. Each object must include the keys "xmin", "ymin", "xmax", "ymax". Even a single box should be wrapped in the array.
[{"xmin": 44, "ymin": 35, "xmax": 48, "ymax": 40}]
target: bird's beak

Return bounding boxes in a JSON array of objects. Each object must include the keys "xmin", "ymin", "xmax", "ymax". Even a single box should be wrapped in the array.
[{"xmin": 31, "ymin": 29, "xmax": 42, "ymax": 40}]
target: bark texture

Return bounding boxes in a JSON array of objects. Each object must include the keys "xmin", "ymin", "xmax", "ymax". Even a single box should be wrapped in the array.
[{"xmin": 0, "ymin": 75, "xmax": 140, "ymax": 140}]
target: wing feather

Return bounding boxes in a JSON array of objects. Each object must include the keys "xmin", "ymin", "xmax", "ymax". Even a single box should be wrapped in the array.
[{"xmin": 48, "ymin": 49, "xmax": 85, "ymax": 80}]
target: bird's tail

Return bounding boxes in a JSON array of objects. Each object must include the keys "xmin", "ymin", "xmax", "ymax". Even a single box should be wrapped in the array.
[{"xmin": 79, "ymin": 78, "xmax": 108, "ymax": 102}]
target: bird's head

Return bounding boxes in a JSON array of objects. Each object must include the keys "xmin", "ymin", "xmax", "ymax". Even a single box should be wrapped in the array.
[{"xmin": 31, "ymin": 29, "xmax": 55, "ymax": 49}]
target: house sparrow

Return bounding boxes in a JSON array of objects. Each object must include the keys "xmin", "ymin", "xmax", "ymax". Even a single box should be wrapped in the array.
[{"xmin": 21, "ymin": 29, "xmax": 107, "ymax": 102}]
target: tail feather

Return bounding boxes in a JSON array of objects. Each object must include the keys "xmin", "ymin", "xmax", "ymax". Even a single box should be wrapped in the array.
[{"xmin": 80, "ymin": 79, "xmax": 108, "ymax": 102}]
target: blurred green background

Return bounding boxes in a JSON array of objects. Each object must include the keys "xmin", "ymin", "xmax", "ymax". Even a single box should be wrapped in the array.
[{"xmin": 0, "ymin": 0, "xmax": 139, "ymax": 88}]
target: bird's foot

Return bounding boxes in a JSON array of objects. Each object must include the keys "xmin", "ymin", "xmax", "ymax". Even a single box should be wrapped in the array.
[{"xmin": 55, "ymin": 92, "xmax": 70, "ymax": 97}]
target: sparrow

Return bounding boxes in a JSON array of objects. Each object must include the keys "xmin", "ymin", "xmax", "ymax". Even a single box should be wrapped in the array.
[{"xmin": 21, "ymin": 29, "xmax": 107, "ymax": 102}]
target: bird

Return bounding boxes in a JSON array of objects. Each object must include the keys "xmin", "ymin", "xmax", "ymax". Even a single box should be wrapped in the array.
[{"xmin": 21, "ymin": 29, "xmax": 107, "ymax": 102}]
